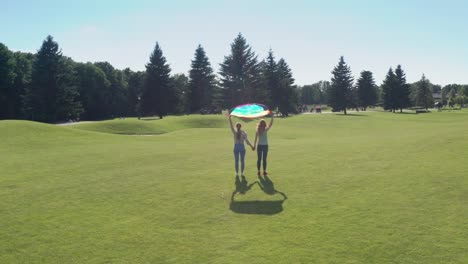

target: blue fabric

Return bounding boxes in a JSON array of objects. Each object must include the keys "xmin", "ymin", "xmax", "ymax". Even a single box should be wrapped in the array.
[{"xmin": 233, "ymin": 144, "xmax": 246, "ymax": 174}]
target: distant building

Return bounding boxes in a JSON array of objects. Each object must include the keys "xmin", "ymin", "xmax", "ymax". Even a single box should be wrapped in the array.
[{"xmin": 433, "ymin": 92, "xmax": 442, "ymax": 102}]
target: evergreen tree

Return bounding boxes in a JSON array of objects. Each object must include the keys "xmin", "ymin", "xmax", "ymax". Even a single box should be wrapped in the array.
[
  {"xmin": 277, "ymin": 58, "xmax": 297, "ymax": 116},
  {"xmin": 141, "ymin": 42, "xmax": 173, "ymax": 119},
  {"xmin": 0, "ymin": 43, "xmax": 16, "ymax": 119},
  {"xmin": 356, "ymin": 70, "xmax": 377, "ymax": 110},
  {"xmin": 394, "ymin": 65, "xmax": 411, "ymax": 112},
  {"xmin": 414, "ymin": 74, "xmax": 433, "ymax": 110},
  {"xmin": 24, "ymin": 35, "xmax": 80, "ymax": 122},
  {"xmin": 188, "ymin": 45, "xmax": 217, "ymax": 113},
  {"xmin": 328, "ymin": 56, "xmax": 353, "ymax": 114},
  {"xmin": 381, "ymin": 68, "xmax": 398, "ymax": 112},
  {"xmin": 25, "ymin": 35, "xmax": 62, "ymax": 121},
  {"xmin": 260, "ymin": 50, "xmax": 278, "ymax": 109},
  {"xmin": 219, "ymin": 33, "xmax": 263, "ymax": 108}
]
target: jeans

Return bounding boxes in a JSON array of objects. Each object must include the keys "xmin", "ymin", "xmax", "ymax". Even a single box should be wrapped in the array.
[
  {"xmin": 257, "ymin": 144, "xmax": 268, "ymax": 171},
  {"xmin": 233, "ymin": 144, "xmax": 246, "ymax": 174}
]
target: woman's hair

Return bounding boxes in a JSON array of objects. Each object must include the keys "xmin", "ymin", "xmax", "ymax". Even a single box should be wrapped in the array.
[
  {"xmin": 257, "ymin": 119, "xmax": 266, "ymax": 135},
  {"xmin": 236, "ymin": 122, "xmax": 242, "ymax": 140}
]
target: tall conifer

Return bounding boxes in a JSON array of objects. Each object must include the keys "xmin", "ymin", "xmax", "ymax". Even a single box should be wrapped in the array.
[
  {"xmin": 219, "ymin": 33, "xmax": 263, "ymax": 107},
  {"xmin": 141, "ymin": 42, "xmax": 173, "ymax": 119},
  {"xmin": 328, "ymin": 56, "xmax": 353, "ymax": 115},
  {"xmin": 356, "ymin": 70, "xmax": 377, "ymax": 110},
  {"xmin": 394, "ymin": 65, "xmax": 411, "ymax": 112},
  {"xmin": 188, "ymin": 45, "xmax": 217, "ymax": 113}
]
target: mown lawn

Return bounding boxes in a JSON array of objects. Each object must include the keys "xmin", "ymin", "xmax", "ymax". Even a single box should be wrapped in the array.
[{"xmin": 1, "ymin": 111, "xmax": 467, "ymax": 263}]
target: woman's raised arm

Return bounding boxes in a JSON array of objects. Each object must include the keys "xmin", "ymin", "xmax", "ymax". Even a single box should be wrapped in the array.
[
  {"xmin": 228, "ymin": 115, "xmax": 235, "ymax": 133},
  {"xmin": 267, "ymin": 114, "xmax": 274, "ymax": 129}
]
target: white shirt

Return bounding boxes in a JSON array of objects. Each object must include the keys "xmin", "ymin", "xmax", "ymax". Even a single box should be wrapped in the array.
[{"xmin": 231, "ymin": 129, "xmax": 251, "ymax": 145}]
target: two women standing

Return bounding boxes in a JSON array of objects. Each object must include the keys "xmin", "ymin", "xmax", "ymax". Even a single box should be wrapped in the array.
[{"xmin": 229, "ymin": 114, "xmax": 274, "ymax": 177}]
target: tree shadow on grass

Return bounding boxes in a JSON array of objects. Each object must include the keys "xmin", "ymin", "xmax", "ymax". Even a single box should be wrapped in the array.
[
  {"xmin": 141, "ymin": 117, "xmax": 163, "ymax": 121},
  {"xmin": 398, "ymin": 112, "xmax": 418, "ymax": 115},
  {"xmin": 230, "ymin": 176, "xmax": 287, "ymax": 215}
]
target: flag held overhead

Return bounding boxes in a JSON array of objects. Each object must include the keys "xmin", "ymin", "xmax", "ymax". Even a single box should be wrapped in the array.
[{"xmin": 229, "ymin": 103, "xmax": 272, "ymax": 119}]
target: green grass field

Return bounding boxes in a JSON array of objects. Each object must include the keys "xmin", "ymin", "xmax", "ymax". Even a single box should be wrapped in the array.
[{"xmin": 1, "ymin": 111, "xmax": 468, "ymax": 263}]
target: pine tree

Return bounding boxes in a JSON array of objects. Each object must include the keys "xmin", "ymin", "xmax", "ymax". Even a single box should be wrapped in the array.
[
  {"xmin": 141, "ymin": 42, "xmax": 173, "ymax": 119},
  {"xmin": 381, "ymin": 68, "xmax": 398, "ymax": 112},
  {"xmin": 260, "ymin": 50, "xmax": 277, "ymax": 109},
  {"xmin": 394, "ymin": 65, "xmax": 411, "ymax": 112},
  {"xmin": 328, "ymin": 56, "xmax": 353, "ymax": 115},
  {"xmin": 188, "ymin": 45, "xmax": 217, "ymax": 113},
  {"xmin": 24, "ymin": 36, "xmax": 81, "ymax": 122},
  {"xmin": 219, "ymin": 33, "xmax": 263, "ymax": 108},
  {"xmin": 414, "ymin": 74, "xmax": 433, "ymax": 110},
  {"xmin": 277, "ymin": 58, "xmax": 297, "ymax": 116},
  {"xmin": 0, "ymin": 43, "xmax": 16, "ymax": 119},
  {"xmin": 25, "ymin": 35, "xmax": 62, "ymax": 121},
  {"xmin": 356, "ymin": 70, "xmax": 377, "ymax": 110}
]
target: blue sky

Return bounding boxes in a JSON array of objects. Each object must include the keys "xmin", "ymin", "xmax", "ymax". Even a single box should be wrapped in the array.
[{"xmin": 1, "ymin": 0, "xmax": 467, "ymax": 86}]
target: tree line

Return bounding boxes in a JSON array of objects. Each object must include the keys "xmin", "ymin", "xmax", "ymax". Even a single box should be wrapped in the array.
[
  {"xmin": 0, "ymin": 34, "xmax": 297, "ymax": 122},
  {"xmin": 300, "ymin": 57, "xmax": 468, "ymax": 114},
  {"xmin": 1, "ymin": 34, "xmax": 468, "ymax": 121}
]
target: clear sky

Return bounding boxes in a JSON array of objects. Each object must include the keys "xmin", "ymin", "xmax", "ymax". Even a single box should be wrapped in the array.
[{"xmin": 1, "ymin": 0, "xmax": 467, "ymax": 86}]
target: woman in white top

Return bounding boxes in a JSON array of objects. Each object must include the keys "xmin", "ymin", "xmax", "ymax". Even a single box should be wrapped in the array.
[
  {"xmin": 229, "ymin": 115, "xmax": 254, "ymax": 177},
  {"xmin": 253, "ymin": 114, "xmax": 274, "ymax": 176}
]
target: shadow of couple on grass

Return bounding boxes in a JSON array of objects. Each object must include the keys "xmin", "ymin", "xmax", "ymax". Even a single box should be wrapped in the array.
[{"xmin": 230, "ymin": 175, "xmax": 287, "ymax": 215}]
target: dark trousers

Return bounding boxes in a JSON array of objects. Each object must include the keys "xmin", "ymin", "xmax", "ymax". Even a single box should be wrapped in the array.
[{"xmin": 256, "ymin": 145, "xmax": 269, "ymax": 171}]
